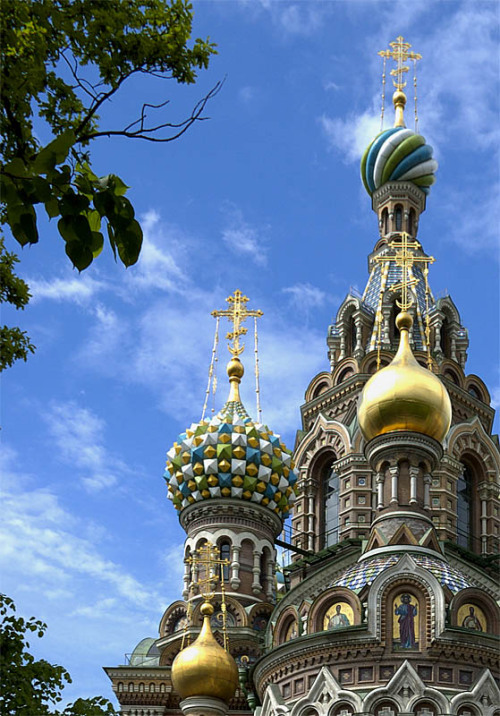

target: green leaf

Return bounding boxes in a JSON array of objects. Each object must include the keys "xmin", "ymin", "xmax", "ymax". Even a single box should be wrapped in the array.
[
  {"xmin": 113, "ymin": 218, "xmax": 143, "ymax": 267},
  {"xmin": 44, "ymin": 197, "xmax": 60, "ymax": 218},
  {"xmin": 59, "ymin": 191, "xmax": 89, "ymax": 216},
  {"xmin": 2, "ymin": 158, "xmax": 30, "ymax": 178},
  {"xmin": 107, "ymin": 223, "xmax": 117, "ymax": 261},
  {"xmin": 22, "ymin": 176, "xmax": 52, "ymax": 204},
  {"xmin": 108, "ymin": 174, "xmax": 129, "ymax": 196},
  {"xmin": 7, "ymin": 204, "xmax": 38, "ymax": 246},
  {"xmin": 32, "ymin": 130, "xmax": 76, "ymax": 174},
  {"xmin": 58, "ymin": 214, "xmax": 93, "ymax": 246},
  {"xmin": 91, "ymin": 231, "xmax": 104, "ymax": 258},
  {"xmin": 87, "ymin": 209, "xmax": 101, "ymax": 232},
  {"xmin": 65, "ymin": 241, "xmax": 93, "ymax": 271}
]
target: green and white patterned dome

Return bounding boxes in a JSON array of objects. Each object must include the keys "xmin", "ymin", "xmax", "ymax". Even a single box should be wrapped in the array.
[{"xmin": 164, "ymin": 358, "xmax": 298, "ymax": 518}]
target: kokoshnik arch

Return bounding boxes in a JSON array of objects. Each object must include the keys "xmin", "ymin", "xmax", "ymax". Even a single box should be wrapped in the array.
[{"xmin": 104, "ymin": 36, "xmax": 500, "ymax": 716}]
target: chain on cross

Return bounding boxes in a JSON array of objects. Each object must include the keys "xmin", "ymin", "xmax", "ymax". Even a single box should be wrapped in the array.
[{"xmin": 212, "ymin": 289, "xmax": 263, "ymax": 358}]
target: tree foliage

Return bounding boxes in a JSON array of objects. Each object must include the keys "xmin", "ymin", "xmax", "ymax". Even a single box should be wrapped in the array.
[
  {"xmin": 0, "ymin": 594, "xmax": 118, "ymax": 715},
  {"xmin": 0, "ymin": 0, "xmax": 217, "ymax": 271},
  {"xmin": 0, "ymin": 237, "xmax": 35, "ymax": 371}
]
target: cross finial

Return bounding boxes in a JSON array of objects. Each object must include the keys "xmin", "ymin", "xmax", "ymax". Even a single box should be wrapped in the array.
[
  {"xmin": 378, "ymin": 36, "xmax": 421, "ymax": 92},
  {"xmin": 378, "ymin": 36, "xmax": 422, "ymax": 128},
  {"xmin": 212, "ymin": 289, "xmax": 263, "ymax": 358}
]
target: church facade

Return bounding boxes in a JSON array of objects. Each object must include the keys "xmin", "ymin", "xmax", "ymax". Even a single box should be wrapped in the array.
[{"xmin": 104, "ymin": 38, "xmax": 500, "ymax": 716}]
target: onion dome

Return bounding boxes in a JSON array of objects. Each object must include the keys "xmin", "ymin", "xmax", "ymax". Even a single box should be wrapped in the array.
[
  {"xmin": 361, "ymin": 125, "xmax": 437, "ymax": 197},
  {"xmin": 357, "ymin": 312, "xmax": 451, "ymax": 443},
  {"xmin": 171, "ymin": 601, "xmax": 239, "ymax": 703},
  {"xmin": 164, "ymin": 358, "xmax": 298, "ymax": 518}
]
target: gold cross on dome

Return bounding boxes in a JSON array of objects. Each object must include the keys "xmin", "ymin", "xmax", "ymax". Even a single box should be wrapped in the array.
[
  {"xmin": 212, "ymin": 289, "xmax": 263, "ymax": 358},
  {"xmin": 374, "ymin": 232, "xmax": 434, "ymax": 312},
  {"xmin": 378, "ymin": 36, "xmax": 421, "ymax": 91}
]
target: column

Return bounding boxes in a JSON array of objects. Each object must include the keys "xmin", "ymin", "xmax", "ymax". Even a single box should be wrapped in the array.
[
  {"xmin": 182, "ymin": 557, "xmax": 191, "ymax": 600},
  {"xmin": 252, "ymin": 549, "xmax": 261, "ymax": 594},
  {"xmin": 423, "ymin": 473, "xmax": 432, "ymax": 510},
  {"xmin": 354, "ymin": 316, "xmax": 364, "ymax": 358},
  {"xmin": 265, "ymin": 556, "xmax": 274, "ymax": 601},
  {"xmin": 389, "ymin": 465, "xmax": 399, "ymax": 505},
  {"xmin": 230, "ymin": 545, "xmax": 240, "ymax": 590},
  {"xmin": 382, "ymin": 309, "xmax": 391, "ymax": 347},
  {"xmin": 409, "ymin": 466, "xmax": 419, "ymax": 505},
  {"xmin": 308, "ymin": 491, "xmax": 315, "ymax": 551},
  {"xmin": 339, "ymin": 333, "xmax": 346, "ymax": 360},
  {"xmin": 376, "ymin": 471, "xmax": 385, "ymax": 510},
  {"xmin": 480, "ymin": 490, "xmax": 488, "ymax": 554}
]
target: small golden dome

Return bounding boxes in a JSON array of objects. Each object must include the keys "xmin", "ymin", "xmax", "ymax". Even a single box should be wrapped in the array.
[
  {"xmin": 171, "ymin": 602, "xmax": 239, "ymax": 703},
  {"xmin": 358, "ymin": 312, "xmax": 451, "ymax": 442}
]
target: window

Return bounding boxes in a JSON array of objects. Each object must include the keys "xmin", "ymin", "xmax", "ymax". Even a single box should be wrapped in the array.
[
  {"xmin": 395, "ymin": 204, "xmax": 403, "ymax": 231},
  {"xmin": 220, "ymin": 541, "xmax": 231, "ymax": 581},
  {"xmin": 457, "ymin": 465, "xmax": 473, "ymax": 550},
  {"xmin": 382, "ymin": 208, "xmax": 389, "ymax": 235},
  {"xmin": 408, "ymin": 208, "xmax": 416, "ymax": 235},
  {"xmin": 324, "ymin": 463, "xmax": 339, "ymax": 547}
]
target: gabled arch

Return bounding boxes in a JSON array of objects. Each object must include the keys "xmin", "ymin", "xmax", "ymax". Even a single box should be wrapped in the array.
[
  {"xmin": 290, "ymin": 667, "xmax": 361, "ymax": 716},
  {"xmin": 363, "ymin": 661, "xmax": 448, "ymax": 715},
  {"xmin": 450, "ymin": 669, "xmax": 500, "ymax": 716},
  {"xmin": 447, "ymin": 417, "xmax": 500, "ymax": 478},
  {"xmin": 293, "ymin": 414, "xmax": 351, "ymax": 469},
  {"xmin": 366, "ymin": 553, "xmax": 445, "ymax": 642}
]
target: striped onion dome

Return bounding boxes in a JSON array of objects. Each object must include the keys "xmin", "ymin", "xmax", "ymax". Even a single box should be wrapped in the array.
[
  {"xmin": 361, "ymin": 127, "xmax": 437, "ymax": 197},
  {"xmin": 164, "ymin": 395, "xmax": 298, "ymax": 518}
]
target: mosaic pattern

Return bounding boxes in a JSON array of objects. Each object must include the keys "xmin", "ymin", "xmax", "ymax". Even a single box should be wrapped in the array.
[
  {"xmin": 333, "ymin": 554, "xmax": 472, "ymax": 594},
  {"xmin": 361, "ymin": 127, "xmax": 437, "ymax": 197},
  {"xmin": 164, "ymin": 400, "xmax": 298, "ymax": 517}
]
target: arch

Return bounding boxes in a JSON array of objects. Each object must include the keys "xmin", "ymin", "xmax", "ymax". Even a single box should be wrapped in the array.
[
  {"xmin": 408, "ymin": 207, "xmax": 416, "ymax": 235},
  {"xmin": 411, "ymin": 700, "xmax": 438, "ymax": 715},
  {"xmin": 332, "ymin": 358, "xmax": 358, "ymax": 386},
  {"xmin": 373, "ymin": 700, "xmax": 399, "ymax": 715},
  {"xmin": 293, "ymin": 414, "xmax": 351, "ymax": 469},
  {"xmin": 308, "ymin": 587, "xmax": 362, "ymax": 634},
  {"xmin": 394, "ymin": 203, "xmax": 403, "ymax": 231},
  {"xmin": 449, "ymin": 587, "xmax": 500, "ymax": 635},
  {"xmin": 305, "ymin": 372, "xmax": 333, "ymax": 403},
  {"xmin": 382, "ymin": 207, "xmax": 389, "ymax": 235},
  {"xmin": 464, "ymin": 374, "xmax": 490, "ymax": 404},
  {"xmin": 218, "ymin": 538, "xmax": 231, "ymax": 581},
  {"xmin": 367, "ymin": 554, "xmax": 445, "ymax": 642},
  {"xmin": 159, "ymin": 600, "xmax": 188, "ymax": 637},
  {"xmin": 117, "ymin": 682, "xmax": 124, "ymax": 692},
  {"xmin": 274, "ymin": 606, "xmax": 300, "ymax": 645}
]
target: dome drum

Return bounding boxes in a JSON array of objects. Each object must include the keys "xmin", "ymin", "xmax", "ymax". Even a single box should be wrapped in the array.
[{"xmin": 364, "ymin": 431, "xmax": 443, "ymax": 473}]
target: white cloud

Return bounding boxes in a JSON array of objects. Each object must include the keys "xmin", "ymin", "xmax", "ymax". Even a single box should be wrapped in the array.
[
  {"xmin": 28, "ymin": 275, "xmax": 105, "ymax": 305},
  {"xmin": 283, "ymin": 282, "xmax": 327, "ymax": 312},
  {"xmin": 221, "ymin": 204, "xmax": 268, "ymax": 266},
  {"xmin": 319, "ymin": 110, "xmax": 381, "ymax": 163},
  {"xmin": 124, "ymin": 210, "xmax": 189, "ymax": 294},
  {"xmin": 44, "ymin": 401, "xmax": 129, "ymax": 491},
  {"xmin": 239, "ymin": 86, "xmax": 257, "ymax": 104}
]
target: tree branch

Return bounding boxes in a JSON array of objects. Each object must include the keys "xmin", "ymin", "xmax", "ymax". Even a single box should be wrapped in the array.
[{"xmin": 79, "ymin": 80, "xmax": 223, "ymax": 144}]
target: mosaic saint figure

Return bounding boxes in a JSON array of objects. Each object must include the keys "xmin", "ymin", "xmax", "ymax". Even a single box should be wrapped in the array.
[
  {"xmin": 328, "ymin": 604, "xmax": 350, "ymax": 630},
  {"xmin": 395, "ymin": 594, "xmax": 417, "ymax": 648},
  {"xmin": 461, "ymin": 606, "xmax": 483, "ymax": 631}
]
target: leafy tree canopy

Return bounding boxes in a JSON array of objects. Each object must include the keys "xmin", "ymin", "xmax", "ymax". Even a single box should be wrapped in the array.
[
  {"xmin": 0, "ymin": 237, "xmax": 35, "ymax": 371},
  {"xmin": 0, "ymin": 594, "xmax": 119, "ymax": 715},
  {"xmin": 1, "ymin": 0, "xmax": 217, "ymax": 271}
]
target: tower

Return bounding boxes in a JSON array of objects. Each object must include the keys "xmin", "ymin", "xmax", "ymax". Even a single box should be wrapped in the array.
[{"xmin": 105, "ymin": 37, "xmax": 499, "ymax": 716}]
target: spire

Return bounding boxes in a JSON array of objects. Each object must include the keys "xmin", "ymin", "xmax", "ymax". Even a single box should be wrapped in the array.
[{"xmin": 378, "ymin": 36, "xmax": 422, "ymax": 128}]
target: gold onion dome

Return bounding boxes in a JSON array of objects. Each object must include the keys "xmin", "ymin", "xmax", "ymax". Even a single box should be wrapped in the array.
[
  {"xmin": 171, "ymin": 602, "xmax": 239, "ymax": 703},
  {"xmin": 164, "ymin": 358, "xmax": 298, "ymax": 517},
  {"xmin": 357, "ymin": 312, "xmax": 451, "ymax": 443}
]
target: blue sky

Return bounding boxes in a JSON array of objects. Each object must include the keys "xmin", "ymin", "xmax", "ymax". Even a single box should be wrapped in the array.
[{"xmin": 1, "ymin": 0, "xmax": 499, "ymax": 707}]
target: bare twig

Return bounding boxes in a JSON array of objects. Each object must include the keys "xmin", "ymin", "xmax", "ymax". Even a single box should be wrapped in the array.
[{"xmin": 79, "ymin": 80, "xmax": 224, "ymax": 144}]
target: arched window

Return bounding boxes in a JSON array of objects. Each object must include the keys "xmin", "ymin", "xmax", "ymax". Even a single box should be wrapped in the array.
[
  {"xmin": 347, "ymin": 315, "xmax": 356, "ymax": 354},
  {"xmin": 408, "ymin": 208, "xmax": 416, "ymax": 235},
  {"xmin": 382, "ymin": 208, "xmax": 389, "ymax": 235},
  {"xmin": 395, "ymin": 204, "xmax": 403, "ymax": 231},
  {"xmin": 324, "ymin": 461, "xmax": 339, "ymax": 547},
  {"xmin": 457, "ymin": 464, "xmax": 472, "ymax": 550},
  {"xmin": 219, "ymin": 541, "xmax": 231, "ymax": 581},
  {"xmin": 375, "ymin": 701, "xmax": 399, "ymax": 716},
  {"xmin": 468, "ymin": 385, "xmax": 482, "ymax": 400}
]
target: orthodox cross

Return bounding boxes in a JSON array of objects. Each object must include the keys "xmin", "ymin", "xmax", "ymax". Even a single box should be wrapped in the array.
[
  {"xmin": 212, "ymin": 289, "xmax": 263, "ymax": 358},
  {"xmin": 374, "ymin": 232, "xmax": 434, "ymax": 312},
  {"xmin": 378, "ymin": 35, "xmax": 421, "ymax": 91},
  {"xmin": 184, "ymin": 541, "xmax": 231, "ymax": 650}
]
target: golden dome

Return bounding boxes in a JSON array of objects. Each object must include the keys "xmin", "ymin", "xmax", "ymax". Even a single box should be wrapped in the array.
[
  {"xmin": 171, "ymin": 602, "xmax": 239, "ymax": 703},
  {"xmin": 358, "ymin": 312, "xmax": 451, "ymax": 443}
]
